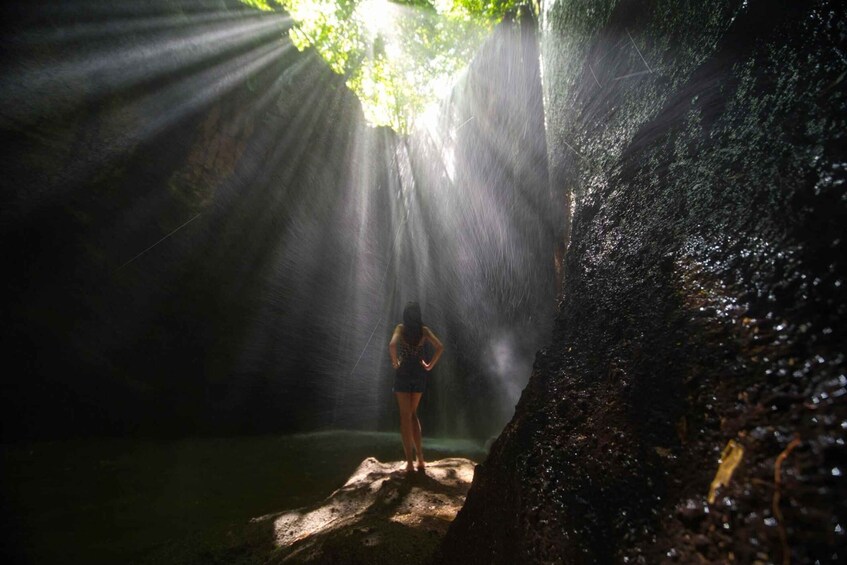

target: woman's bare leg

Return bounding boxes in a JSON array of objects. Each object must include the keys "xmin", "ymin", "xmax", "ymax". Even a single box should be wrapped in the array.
[
  {"xmin": 409, "ymin": 392, "xmax": 424, "ymax": 469},
  {"xmin": 395, "ymin": 392, "xmax": 414, "ymax": 471}
]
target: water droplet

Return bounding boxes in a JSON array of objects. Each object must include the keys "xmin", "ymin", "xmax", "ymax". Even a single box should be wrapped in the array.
[{"xmin": 832, "ymin": 467, "xmax": 842, "ymax": 477}]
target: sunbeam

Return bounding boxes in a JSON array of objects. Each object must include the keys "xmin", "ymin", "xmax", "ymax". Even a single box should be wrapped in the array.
[{"xmin": 2, "ymin": 0, "xmax": 844, "ymax": 562}]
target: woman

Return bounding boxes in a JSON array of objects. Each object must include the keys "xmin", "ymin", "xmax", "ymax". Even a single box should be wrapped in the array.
[{"xmin": 389, "ymin": 302, "xmax": 444, "ymax": 473}]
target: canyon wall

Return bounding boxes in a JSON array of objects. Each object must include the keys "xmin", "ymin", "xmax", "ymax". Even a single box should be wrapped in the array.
[{"xmin": 440, "ymin": 0, "xmax": 846, "ymax": 562}]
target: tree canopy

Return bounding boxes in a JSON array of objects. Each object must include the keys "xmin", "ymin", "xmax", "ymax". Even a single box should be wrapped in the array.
[{"xmin": 242, "ymin": 0, "xmax": 523, "ymax": 133}]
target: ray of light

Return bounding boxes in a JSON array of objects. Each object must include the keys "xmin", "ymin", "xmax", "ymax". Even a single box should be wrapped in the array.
[
  {"xmin": 116, "ymin": 213, "xmax": 202, "ymax": 272},
  {"xmin": 2, "ymin": 11, "xmax": 291, "ymax": 129}
]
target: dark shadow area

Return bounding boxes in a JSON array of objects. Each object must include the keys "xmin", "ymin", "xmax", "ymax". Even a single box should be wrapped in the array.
[{"xmin": 440, "ymin": 0, "xmax": 846, "ymax": 563}]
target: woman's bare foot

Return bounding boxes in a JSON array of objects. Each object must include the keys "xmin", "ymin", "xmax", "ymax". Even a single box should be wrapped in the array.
[
  {"xmin": 416, "ymin": 460, "xmax": 426, "ymax": 472},
  {"xmin": 405, "ymin": 461, "xmax": 415, "ymax": 473}
]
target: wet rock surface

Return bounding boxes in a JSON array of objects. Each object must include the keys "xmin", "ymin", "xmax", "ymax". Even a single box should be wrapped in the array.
[
  {"xmin": 253, "ymin": 457, "xmax": 474, "ymax": 564},
  {"xmin": 440, "ymin": 1, "xmax": 846, "ymax": 563}
]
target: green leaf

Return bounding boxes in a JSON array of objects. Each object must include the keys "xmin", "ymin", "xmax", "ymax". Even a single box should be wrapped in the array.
[{"xmin": 244, "ymin": 0, "xmax": 522, "ymax": 133}]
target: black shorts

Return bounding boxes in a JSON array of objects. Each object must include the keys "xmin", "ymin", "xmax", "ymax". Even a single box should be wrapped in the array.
[{"xmin": 393, "ymin": 362, "xmax": 426, "ymax": 393}]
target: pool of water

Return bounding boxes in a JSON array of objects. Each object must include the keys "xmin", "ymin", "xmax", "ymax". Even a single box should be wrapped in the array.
[{"xmin": 2, "ymin": 430, "xmax": 486, "ymax": 564}]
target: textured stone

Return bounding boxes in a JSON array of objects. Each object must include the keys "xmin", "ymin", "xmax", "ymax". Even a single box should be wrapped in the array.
[{"xmin": 439, "ymin": 1, "xmax": 847, "ymax": 563}]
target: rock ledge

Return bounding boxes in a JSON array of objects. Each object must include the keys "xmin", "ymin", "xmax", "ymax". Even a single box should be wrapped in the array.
[{"xmin": 254, "ymin": 457, "xmax": 475, "ymax": 564}]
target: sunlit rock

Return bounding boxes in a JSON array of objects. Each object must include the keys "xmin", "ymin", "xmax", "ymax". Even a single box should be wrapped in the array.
[{"xmin": 253, "ymin": 457, "xmax": 475, "ymax": 563}]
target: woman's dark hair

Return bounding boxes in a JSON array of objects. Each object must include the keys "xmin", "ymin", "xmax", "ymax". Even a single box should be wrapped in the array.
[{"xmin": 402, "ymin": 301, "xmax": 423, "ymax": 345}]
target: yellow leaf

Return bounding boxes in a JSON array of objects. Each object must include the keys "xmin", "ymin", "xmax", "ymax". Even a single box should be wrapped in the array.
[{"xmin": 707, "ymin": 439, "xmax": 744, "ymax": 504}]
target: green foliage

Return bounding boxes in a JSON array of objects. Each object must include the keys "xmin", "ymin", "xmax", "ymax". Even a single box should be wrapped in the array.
[
  {"xmin": 244, "ymin": 0, "xmax": 522, "ymax": 133},
  {"xmin": 451, "ymin": 0, "xmax": 519, "ymax": 19},
  {"xmin": 240, "ymin": 0, "xmax": 278, "ymax": 10}
]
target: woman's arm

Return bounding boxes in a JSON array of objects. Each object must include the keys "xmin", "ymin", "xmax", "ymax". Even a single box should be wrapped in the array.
[
  {"xmin": 421, "ymin": 326, "xmax": 444, "ymax": 371},
  {"xmin": 389, "ymin": 324, "xmax": 403, "ymax": 369}
]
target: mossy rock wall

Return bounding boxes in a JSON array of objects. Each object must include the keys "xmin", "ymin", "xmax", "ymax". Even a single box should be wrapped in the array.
[{"xmin": 440, "ymin": 0, "xmax": 847, "ymax": 562}]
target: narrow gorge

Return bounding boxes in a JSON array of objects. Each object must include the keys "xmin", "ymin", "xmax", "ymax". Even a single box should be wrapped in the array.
[{"xmin": 1, "ymin": 1, "xmax": 844, "ymax": 563}]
